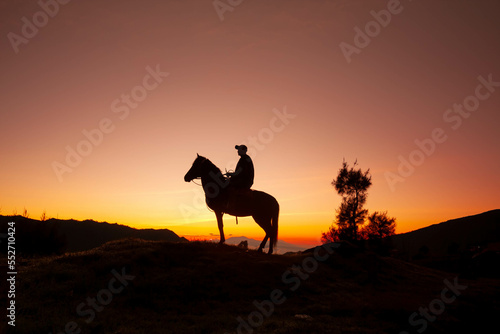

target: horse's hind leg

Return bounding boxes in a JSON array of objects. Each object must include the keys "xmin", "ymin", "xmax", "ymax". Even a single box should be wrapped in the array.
[
  {"xmin": 258, "ymin": 235, "xmax": 269, "ymax": 253},
  {"xmin": 267, "ymin": 235, "xmax": 274, "ymax": 254}
]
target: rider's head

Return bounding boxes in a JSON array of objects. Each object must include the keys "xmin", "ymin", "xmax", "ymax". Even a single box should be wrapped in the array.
[{"xmin": 235, "ymin": 145, "xmax": 248, "ymax": 156}]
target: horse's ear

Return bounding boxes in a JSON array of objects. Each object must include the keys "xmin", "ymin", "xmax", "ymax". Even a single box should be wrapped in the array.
[{"xmin": 197, "ymin": 153, "xmax": 200, "ymax": 157}]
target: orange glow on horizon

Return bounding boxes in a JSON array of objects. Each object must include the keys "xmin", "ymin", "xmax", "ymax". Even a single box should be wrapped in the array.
[{"xmin": 1, "ymin": 204, "xmax": 495, "ymax": 248}]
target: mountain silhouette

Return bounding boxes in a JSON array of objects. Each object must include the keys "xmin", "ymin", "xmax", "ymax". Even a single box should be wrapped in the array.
[
  {"xmin": 390, "ymin": 210, "xmax": 500, "ymax": 277},
  {"xmin": 0, "ymin": 215, "xmax": 187, "ymax": 255},
  {"xmin": 391, "ymin": 209, "xmax": 500, "ymax": 258}
]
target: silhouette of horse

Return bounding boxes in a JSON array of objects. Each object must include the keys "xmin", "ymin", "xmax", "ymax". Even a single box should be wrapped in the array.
[{"xmin": 184, "ymin": 154, "xmax": 279, "ymax": 254}]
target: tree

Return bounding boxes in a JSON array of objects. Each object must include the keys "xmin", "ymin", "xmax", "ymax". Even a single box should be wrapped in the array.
[
  {"xmin": 322, "ymin": 160, "xmax": 372, "ymax": 243},
  {"xmin": 361, "ymin": 211, "xmax": 396, "ymax": 240},
  {"xmin": 321, "ymin": 224, "xmax": 342, "ymax": 243}
]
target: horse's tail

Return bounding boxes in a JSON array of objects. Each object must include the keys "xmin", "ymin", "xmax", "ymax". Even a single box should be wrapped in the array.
[{"xmin": 271, "ymin": 203, "xmax": 279, "ymax": 249}]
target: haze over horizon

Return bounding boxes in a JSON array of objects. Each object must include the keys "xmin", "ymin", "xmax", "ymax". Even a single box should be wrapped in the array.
[{"xmin": 1, "ymin": 0, "xmax": 499, "ymax": 245}]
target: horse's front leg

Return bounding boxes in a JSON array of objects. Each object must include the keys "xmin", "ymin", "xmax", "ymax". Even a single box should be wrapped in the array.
[{"xmin": 216, "ymin": 211, "xmax": 225, "ymax": 244}]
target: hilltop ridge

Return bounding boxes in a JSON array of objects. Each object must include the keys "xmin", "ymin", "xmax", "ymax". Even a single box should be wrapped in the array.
[{"xmin": 6, "ymin": 239, "xmax": 499, "ymax": 333}]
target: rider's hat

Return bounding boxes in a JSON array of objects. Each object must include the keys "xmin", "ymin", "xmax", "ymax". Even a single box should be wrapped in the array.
[{"xmin": 235, "ymin": 145, "xmax": 248, "ymax": 151}]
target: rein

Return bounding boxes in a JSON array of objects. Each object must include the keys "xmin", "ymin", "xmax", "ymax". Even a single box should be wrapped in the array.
[
  {"xmin": 190, "ymin": 178, "xmax": 202, "ymax": 186},
  {"xmin": 189, "ymin": 158, "xmax": 237, "ymax": 224}
]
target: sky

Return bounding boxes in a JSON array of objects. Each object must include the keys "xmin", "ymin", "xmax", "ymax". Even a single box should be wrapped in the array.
[{"xmin": 1, "ymin": 0, "xmax": 499, "ymax": 246}]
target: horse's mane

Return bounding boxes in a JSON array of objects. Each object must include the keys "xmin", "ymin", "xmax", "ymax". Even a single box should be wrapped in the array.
[{"xmin": 199, "ymin": 156, "xmax": 225, "ymax": 180}]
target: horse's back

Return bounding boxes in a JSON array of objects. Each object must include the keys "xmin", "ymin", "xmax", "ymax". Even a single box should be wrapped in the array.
[
  {"xmin": 252, "ymin": 190, "xmax": 278, "ymax": 203},
  {"xmin": 219, "ymin": 189, "xmax": 278, "ymax": 217},
  {"xmin": 252, "ymin": 190, "xmax": 279, "ymax": 214}
]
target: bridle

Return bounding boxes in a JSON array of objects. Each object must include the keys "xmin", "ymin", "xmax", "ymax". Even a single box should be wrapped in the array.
[{"xmin": 189, "ymin": 157, "xmax": 208, "ymax": 186}]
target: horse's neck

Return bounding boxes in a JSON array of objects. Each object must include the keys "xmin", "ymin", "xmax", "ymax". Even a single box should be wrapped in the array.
[{"xmin": 201, "ymin": 163, "xmax": 225, "ymax": 188}]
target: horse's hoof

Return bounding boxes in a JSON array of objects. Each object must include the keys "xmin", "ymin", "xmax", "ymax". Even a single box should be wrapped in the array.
[{"xmin": 257, "ymin": 248, "xmax": 263, "ymax": 253}]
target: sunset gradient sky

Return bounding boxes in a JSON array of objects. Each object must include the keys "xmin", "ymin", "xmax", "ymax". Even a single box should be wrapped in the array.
[{"xmin": 1, "ymin": 0, "xmax": 499, "ymax": 246}]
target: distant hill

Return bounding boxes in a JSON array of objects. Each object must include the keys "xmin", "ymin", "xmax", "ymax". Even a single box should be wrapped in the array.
[
  {"xmin": 225, "ymin": 236, "xmax": 309, "ymax": 254},
  {"xmin": 391, "ymin": 209, "xmax": 500, "ymax": 258},
  {"xmin": 0, "ymin": 215, "xmax": 187, "ymax": 255}
]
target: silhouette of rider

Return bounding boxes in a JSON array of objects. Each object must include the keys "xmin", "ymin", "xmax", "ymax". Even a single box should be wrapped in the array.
[{"xmin": 226, "ymin": 145, "xmax": 254, "ymax": 190}]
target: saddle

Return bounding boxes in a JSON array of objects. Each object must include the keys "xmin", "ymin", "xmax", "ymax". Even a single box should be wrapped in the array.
[{"xmin": 224, "ymin": 188, "xmax": 253, "ymax": 216}]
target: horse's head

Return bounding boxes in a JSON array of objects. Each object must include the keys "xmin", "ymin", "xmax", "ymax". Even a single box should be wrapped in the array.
[{"xmin": 184, "ymin": 154, "xmax": 208, "ymax": 182}]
